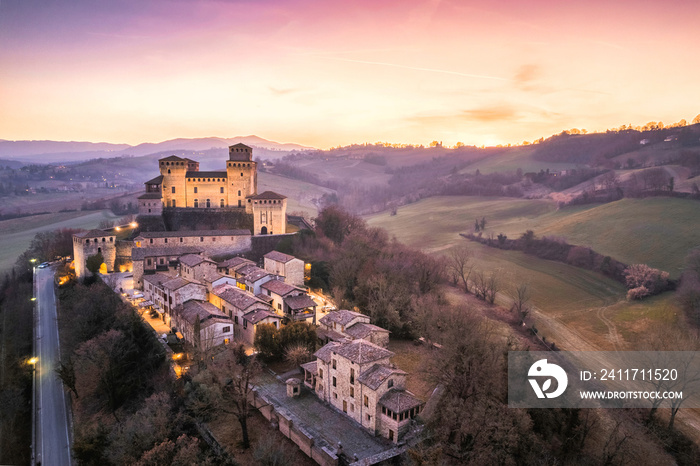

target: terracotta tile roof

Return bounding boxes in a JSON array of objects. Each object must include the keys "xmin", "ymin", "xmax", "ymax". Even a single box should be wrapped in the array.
[
  {"xmin": 344, "ymin": 322, "xmax": 390, "ymax": 340},
  {"xmin": 261, "ymin": 279, "xmax": 300, "ymax": 297},
  {"xmin": 241, "ymin": 267, "xmax": 275, "ymax": 283},
  {"xmin": 162, "ymin": 277, "xmax": 199, "ymax": 291},
  {"xmin": 301, "ymin": 360, "xmax": 318, "ymax": 375},
  {"xmin": 137, "ymin": 193, "xmax": 163, "ymax": 200},
  {"xmin": 358, "ymin": 364, "xmax": 406, "ymax": 391},
  {"xmin": 159, "ymin": 155, "xmax": 185, "ymax": 162},
  {"xmin": 136, "ymin": 230, "xmax": 249, "ymax": 238},
  {"xmin": 212, "ymin": 284, "xmax": 268, "ymax": 311},
  {"xmin": 131, "ymin": 246, "xmax": 202, "ymax": 260},
  {"xmin": 314, "ymin": 342, "xmax": 341, "ymax": 363},
  {"xmin": 264, "ymin": 251, "xmax": 296, "ymax": 263},
  {"xmin": 319, "ymin": 309, "xmax": 367, "ymax": 327},
  {"xmin": 185, "ymin": 171, "xmax": 227, "ymax": 178},
  {"xmin": 332, "ymin": 339, "xmax": 393, "ymax": 365},
  {"xmin": 218, "ymin": 257, "xmax": 254, "ymax": 269},
  {"xmin": 179, "ymin": 254, "xmax": 215, "ymax": 267},
  {"xmin": 144, "ymin": 175, "xmax": 163, "ymax": 184},
  {"xmin": 249, "ymin": 191, "xmax": 287, "ymax": 200},
  {"xmin": 142, "ymin": 273, "xmax": 172, "ymax": 287},
  {"xmin": 74, "ymin": 229, "xmax": 113, "ymax": 239},
  {"xmin": 255, "ymin": 293, "xmax": 274, "ymax": 304},
  {"xmin": 316, "ymin": 327, "xmax": 347, "ymax": 343},
  {"xmin": 284, "ymin": 294, "xmax": 317, "ymax": 310},
  {"xmin": 378, "ymin": 389, "xmax": 424, "ymax": 414},
  {"xmin": 242, "ymin": 308, "xmax": 280, "ymax": 324},
  {"xmin": 176, "ymin": 300, "xmax": 230, "ymax": 327}
]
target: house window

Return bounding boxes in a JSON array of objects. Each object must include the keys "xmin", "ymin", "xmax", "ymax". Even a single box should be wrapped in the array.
[
  {"xmin": 364, "ymin": 395, "xmax": 368, "ymax": 407},
  {"xmin": 194, "ymin": 187, "xmax": 198, "ymax": 193},
  {"xmin": 350, "ymin": 368, "xmax": 354, "ymax": 384},
  {"xmin": 388, "ymin": 379, "xmax": 393, "ymax": 388},
  {"xmin": 332, "ymin": 376, "xmax": 336, "ymax": 387},
  {"xmin": 234, "ymin": 316, "xmax": 239, "ymax": 324},
  {"xmin": 277, "ymin": 303, "xmax": 282, "ymax": 310},
  {"xmin": 350, "ymin": 387, "xmax": 354, "ymax": 398},
  {"xmin": 171, "ymin": 186, "xmax": 175, "ymax": 193},
  {"xmin": 319, "ymin": 368, "xmax": 323, "ymax": 379},
  {"xmin": 366, "ymin": 414, "xmax": 371, "ymax": 421},
  {"xmin": 350, "ymin": 403, "xmax": 354, "ymax": 412},
  {"xmin": 334, "ymin": 392, "xmax": 337, "ymax": 399},
  {"xmin": 243, "ymin": 320, "xmax": 247, "ymax": 329},
  {"xmin": 332, "ymin": 359, "xmax": 336, "ymax": 370},
  {"xmin": 389, "ymin": 430, "xmax": 394, "ymax": 441},
  {"xmin": 223, "ymin": 326, "xmax": 231, "ymax": 333}
]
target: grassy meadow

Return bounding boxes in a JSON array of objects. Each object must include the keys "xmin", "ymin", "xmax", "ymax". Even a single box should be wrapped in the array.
[
  {"xmin": 0, "ymin": 210, "xmax": 118, "ymax": 273},
  {"xmin": 367, "ymin": 195, "xmax": 697, "ymax": 348},
  {"xmin": 258, "ymin": 172, "xmax": 333, "ymax": 217}
]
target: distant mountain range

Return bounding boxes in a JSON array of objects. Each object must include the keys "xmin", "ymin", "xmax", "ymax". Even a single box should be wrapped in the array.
[{"xmin": 0, "ymin": 136, "xmax": 315, "ymax": 164}]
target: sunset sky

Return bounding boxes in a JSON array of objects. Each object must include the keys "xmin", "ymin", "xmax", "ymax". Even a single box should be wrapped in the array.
[{"xmin": 1, "ymin": 0, "xmax": 698, "ymax": 149}]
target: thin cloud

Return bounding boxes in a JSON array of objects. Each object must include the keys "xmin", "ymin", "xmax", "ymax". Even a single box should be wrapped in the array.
[
  {"xmin": 409, "ymin": 105, "xmax": 519, "ymax": 125},
  {"xmin": 322, "ymin": 56, "xmax": 509, "ymax": 82}
]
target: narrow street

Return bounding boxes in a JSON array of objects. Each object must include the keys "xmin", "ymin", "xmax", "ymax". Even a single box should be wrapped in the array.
[{"xmin": 33, "ymin": 266, "xmax": 72, "ymax": 466}]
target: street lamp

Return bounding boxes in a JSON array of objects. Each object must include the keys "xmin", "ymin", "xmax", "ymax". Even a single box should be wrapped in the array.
[
  {"xmin": 130, "ymin": 222, "xmax": 138, "ymax": 228},
  {"xmin": 28, "ymin": 357, "xmax": 38, "ymax": 365},
  {"xmin": 30, "ymin": 297, "xmax": 36, "ymax": 301}
]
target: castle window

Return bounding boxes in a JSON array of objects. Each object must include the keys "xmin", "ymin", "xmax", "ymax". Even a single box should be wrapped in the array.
[
  {"xmin": 172, "ymin": 200, "xmax": 176, "ymax": 207},
  {"xmin": 194, "ymin": 199, "xmax": 199, "ymax": 208},
  {"xmin": 150, "ymin": 238, "xmax": 154, "ymax": 244},
  {"xmin": 200, "ymin": 237, "xmax": 204, "ymax": 242},
  {"xmin": 220, "ymin": 199, "xmax": 225, "ymax": 207},
  {"xmin": 102, "ymin": 238, "xmax": 105, "ymax": 242},
  {"xmin": 220, "ymin": 187, "xmax": 224, "ymax": 194},
  {"xmin": 110, "ymin": 237, "xmax": 113, "ymax": 242},
  {"xmin": 206, "ymin": 199, "xmax": 211, "ymax": 208},
  {"xmin": 240, "ymin": 173, "xmax": 243, "ymax": 176},
  {"xmin": 180, "ymin": 238, "xmax": 183, "ymax": 243},
  {"xmin": 164, "ymin": 238, "xmax": 168, "ymax": 243},
  {"xmin": 388, "ymin": 379, "xmax": 394, "ymax": 388},
  {"xmin": 168, "ymin": 169, "xmax": 171, "ymax": 174},
  {"xmin": 194, "ymin": 187, "xmax": 198, "ymax": 193}
]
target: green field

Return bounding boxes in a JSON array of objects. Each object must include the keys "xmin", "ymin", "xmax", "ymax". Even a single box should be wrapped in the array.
[
  {"xmin": 0, "ymin": 210, "xmax": 117, "ymax": 273},
  {"xmin": 368, "ymin": 196, "xmax": 700, "ymax": 277},
  {"xmin": 458, "ymin": 146, "xmax": 584, "ymax": 175},
  {"xmin": 258, "ymin": 172, "xmax": 334, "ymax": 217},
  {"xmin": 367, "ymin": 195, "xmax": 695, "ymax": 348}
]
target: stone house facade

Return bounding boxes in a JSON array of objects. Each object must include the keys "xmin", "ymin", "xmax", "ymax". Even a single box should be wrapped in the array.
[
  {"xmin": 171, "ymin": 300, "xmax": 234, "ymax": 350},
  {"xmin": 263, "ymin": 251, "xmax": 305, "ymax": 287},
  {"xmin": 302, "ymin": 339, "xmax": 423, "ymax": 444},
  {"xmin": 318, "ymin": 310, "xmax": 390, "ymax": 348}
]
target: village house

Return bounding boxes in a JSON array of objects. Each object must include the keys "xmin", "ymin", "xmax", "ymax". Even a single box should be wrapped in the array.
[
  {"xmin": 217, "ymin": 256, "xmax": 255, "ymax": 276},
  {"xmin": 132, "ymin": 246, "xmax": 203, "ymax": 289},
  {"xmin": 209, "ymin": 284, "xmax": 281, "ymax": 346},
  {"xmin": 142, "ymin": 273, "xmax": 207, "ymax": 326},
  {"xmin": 301, "ymin": 339, "xmax": 423, "ymax": 444},
  {"xmin": 263, "ymin": 251, "xmax": 305, "ymax": 287},
  {"xmin": 171, "ymin": 300, "xmax": 234, "ymax": 350},
  {"xmin": 260, "ymin": 279, "xmax": 307, "ymax": 316},
  {"xmin": 232, "ymin": 264, "xmax": 280, "ymax": 295},
  {"xmin": 179, "ymin": 253, "xmax": 219, "ymax": 282},
  {"xmin": 318, "ymin": 310, "xmax": 390, "ymax": 348}
]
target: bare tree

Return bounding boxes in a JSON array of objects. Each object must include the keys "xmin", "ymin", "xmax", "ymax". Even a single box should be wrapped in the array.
[
  {"xmin": 448, "ymin": 245, "xmax": 474, "ymax": 294},
  {"xmin": 208, "ymin": 346, "xmax": 260, "ymax": 449},
  {"xmin": 509, "ymin": 283, "xmax": 531, "ymax": 323}
]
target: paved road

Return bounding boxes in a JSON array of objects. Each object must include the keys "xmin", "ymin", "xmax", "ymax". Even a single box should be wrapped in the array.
[{"xmin": 34, "ymin": 266, "xmax": 72, "ymax": 466}]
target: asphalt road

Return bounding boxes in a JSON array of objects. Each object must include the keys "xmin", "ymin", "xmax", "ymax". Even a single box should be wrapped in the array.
[{"xmin": 34, "ymin": 266, "xmax": 72, "ymax": 466}]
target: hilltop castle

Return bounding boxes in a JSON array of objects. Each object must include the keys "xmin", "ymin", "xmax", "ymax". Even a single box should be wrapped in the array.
[
  {"xmin": 137, "ymin": 143, "xmax": 287, "ymax": 235},
  {"xmin": 74, "ymin": 144, "xmax": 290, "ymax": 282}
]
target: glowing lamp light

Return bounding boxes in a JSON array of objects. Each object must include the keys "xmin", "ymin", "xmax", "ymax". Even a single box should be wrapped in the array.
[
  {"xmin": 28, "ymin": 357, "xmax": 38, "ymax": 365},
  {"xmin": 130, "ymin": 222, "xmax": 138, "ymax": 228},
  {"xmin": 30, "ymin": 259, "xmax": 37, "ymax": 263},
  {"xmin": 30, "ymin": 297, "xmax": 37, "ymax": 301},
  {"xmin": 115, "ymin": 226, "xmax": 121, "ymax": 231}
]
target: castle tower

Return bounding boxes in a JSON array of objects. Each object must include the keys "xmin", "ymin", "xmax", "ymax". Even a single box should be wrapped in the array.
[
  {"xmin": 249, "ymin": 191, "xmax": 287, "ymax": 235},
  {"xmin": 226, "ymin": 144, "xmax": 257, "ymax": 211},
  {"xmin": 159, "ymin": 155, "xmax": 188, "ymax": 208},
  {"xmin": 72, "ymin": 230, "xmax": 117, "ymax": 278}
]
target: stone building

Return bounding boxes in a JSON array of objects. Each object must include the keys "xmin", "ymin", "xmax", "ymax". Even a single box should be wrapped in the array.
[
  {"xmin": 302, "ymin": 339, "xmax": 423, "ymax": 444},
  {"xmin": 72, "ymin": 230, "xmax": 117, "ymax": 278},
  {"xmin": 171, "ymin": 300, "xmax": 234, "ymax": 350},
  {"xmin": 136, "ymin": 144, "xmax": 287, "ymax": 236},
  {"xmin": 263, "ymin": 251, "xmax": 305, "ymax": 287},
  {"xmin": 318, "ymin": 310, "xmax": 390, "ymax": 348},
  {"xmin": 142, "ymin": 273, "xmax": 207, "ymax": 325},
  {"xmin": 179, "ymin": 254, "xmax": 219, "ymax": 283}
]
